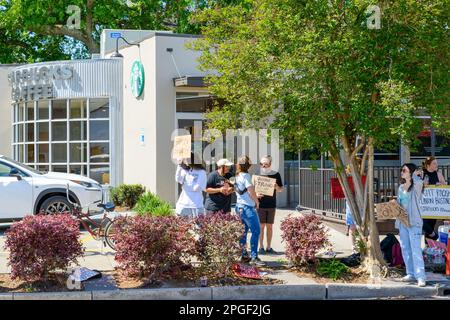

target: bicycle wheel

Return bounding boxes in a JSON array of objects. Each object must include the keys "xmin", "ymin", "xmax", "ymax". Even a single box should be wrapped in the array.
[{"xmin": 104, "ymin": 220, "xmax": 120, "ymax": 250}]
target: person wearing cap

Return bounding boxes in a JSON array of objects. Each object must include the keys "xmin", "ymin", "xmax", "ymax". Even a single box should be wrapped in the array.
[
  {"xmin": 204, "ymin": 158, "xmax": 235, "ymax": 214},
  {"xmin": 255, "ymin": 155, "xmax": 283, "ymax": 255}
]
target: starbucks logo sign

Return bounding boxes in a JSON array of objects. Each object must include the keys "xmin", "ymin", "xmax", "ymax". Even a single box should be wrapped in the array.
[{"xmin": 130, "ymin": 60, "xmax": 144, "ymax": 98}]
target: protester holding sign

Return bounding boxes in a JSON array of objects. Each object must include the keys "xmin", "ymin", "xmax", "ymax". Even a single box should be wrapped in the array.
[
  {"xmin": 175, "ymin": 152, "xmax": 207, "ymax": 217},
  {"xmin": 392, "ymin": 163, "xmax": 427, "ymax": 287},
  {"xmin": 254, "ymin": 156, "xmax": 283, "ymax": 255},
  {"xmin": 422, "ymin": 156, "xmax": 447, "ymax": 241},
  {"xmin": 234, "ymin": 155, "xmax": 264, "ymax": 266}
]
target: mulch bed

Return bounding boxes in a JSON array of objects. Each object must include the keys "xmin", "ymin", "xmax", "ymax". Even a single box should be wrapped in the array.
[
  {"xmin": 0, "ymin": 273, "xmax": 69, "ymax": 293},
  {"xmin": 111, "ymin": 266, "xmax": 283, "ymax": 290},
  {"xmin": 292, "ymin": 264, "xmax": 371, "ymax": 284}
]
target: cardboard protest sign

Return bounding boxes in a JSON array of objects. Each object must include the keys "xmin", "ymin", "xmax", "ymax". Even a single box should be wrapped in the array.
[
  {"xmin": 254, "ymin": 175, "xmax": 276, "ymax": 196},
  {"xmin": 172, "ymin": 135, "xmax": 191, "ymax": 159},
  {"xmin": 419, "ymin": 185, "xmax": 450, "ymax": 219},
  {"xmin": 375, "ymin": 201, "xmax": 410, "ymax": 227}
]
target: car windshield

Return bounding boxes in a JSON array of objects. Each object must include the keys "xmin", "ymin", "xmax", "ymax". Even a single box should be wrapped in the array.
[{"xmin": 1, "ymin": 156, "xmax": 44, "ymax": 175}]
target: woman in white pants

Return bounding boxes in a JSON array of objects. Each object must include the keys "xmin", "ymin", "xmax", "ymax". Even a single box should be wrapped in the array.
[
  {"xmin": 175, "ymin": 153, "xmax": 207, "ymax": 218},
  {"xmin": 394, "ymin": 163, "xmax": 426, "ymax": 287}
]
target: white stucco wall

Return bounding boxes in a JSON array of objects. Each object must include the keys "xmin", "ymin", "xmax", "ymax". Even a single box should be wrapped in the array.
[{"xmin": 119, "ymin": 34, "xmax": 206, "ymax": 205}]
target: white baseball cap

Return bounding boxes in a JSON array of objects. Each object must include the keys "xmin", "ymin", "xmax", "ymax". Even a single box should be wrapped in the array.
[{"xmin": 216, "ymin": 158, "xmax": 233, "ymax": 167}]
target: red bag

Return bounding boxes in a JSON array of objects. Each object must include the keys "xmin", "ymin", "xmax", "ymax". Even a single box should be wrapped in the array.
[
  {"xmin": 331, "ymin": 176, "xmax": 367, "ymax": 199},
  {"xmin": 391, "ymin": 243, "xmax": 405, "ymax": 267},
  {"xmin": 232, "ymin": 263, "xmax": 262, "ymax": 280}
]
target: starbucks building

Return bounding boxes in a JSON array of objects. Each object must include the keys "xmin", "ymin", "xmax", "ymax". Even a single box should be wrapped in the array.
[{"xmin": 0, "ymin": 30, "xmax": 288, "ymax": 206}]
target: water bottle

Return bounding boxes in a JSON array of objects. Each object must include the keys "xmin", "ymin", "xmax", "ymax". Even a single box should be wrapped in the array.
[{"xmin": 438, "ymin": 221, "xmax": 450, "ymax": 245}]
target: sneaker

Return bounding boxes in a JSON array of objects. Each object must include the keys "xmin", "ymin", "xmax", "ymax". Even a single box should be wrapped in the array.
[
  {"xmin": 241, "ymin": 251, "xmax": 250, "ymax": 262},
  {"xmin": 249, "ymin": 257, "xmax": 265, "ymax": 266},
  {"xmin": 401, "ymin": 275, "xmax": 416, "ymax": 282},
  {"xmin": 266, "ymin": 248, "xmax": 277, "ymax": 255},
  {"xmin": 417, "ymin": 279, "xmax": 427, "ymax": 287},
  {"xmin": 258, "ymin": 248, "xmax": 266, "ymax": 255}
]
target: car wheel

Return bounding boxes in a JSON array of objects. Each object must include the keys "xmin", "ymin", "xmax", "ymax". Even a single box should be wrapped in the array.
[{"xmin": 40, "ymin": 196, "xmax": 74, "ymax": 215}]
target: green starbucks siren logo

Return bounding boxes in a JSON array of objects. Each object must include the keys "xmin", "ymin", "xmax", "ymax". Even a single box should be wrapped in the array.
[{"xmin": 130, "ymin": 60, "xmax": 145, "ymax": 98}]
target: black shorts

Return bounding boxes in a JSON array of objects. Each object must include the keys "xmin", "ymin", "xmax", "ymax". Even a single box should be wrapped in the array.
[{"xmin": 257, "ymin": 208, "xmax": 276, "ymax": 224}]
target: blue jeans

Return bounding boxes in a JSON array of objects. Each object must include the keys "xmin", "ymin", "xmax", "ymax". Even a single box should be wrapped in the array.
[
  {"xmin": 236, "ymin": 204, "xmax": 260, "ymax": 259},
  {"xmin": 398, "ymin": 224, "xmax": 426, "ymax": 281}
]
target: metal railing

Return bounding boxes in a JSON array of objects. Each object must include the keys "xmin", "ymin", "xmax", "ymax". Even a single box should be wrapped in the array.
[
  {"xmin": 294, "ymin": 166, "xmax": 450, "ymax": 218},
  {"xmin": 284, "ymin": 162, "xmax": 300, "ymax": 207}
]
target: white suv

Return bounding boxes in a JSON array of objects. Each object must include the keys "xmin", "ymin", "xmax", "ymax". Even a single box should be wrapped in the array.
[{"xmin": 0, "ymin": 155, "xmax": 104, "ymax": 221}]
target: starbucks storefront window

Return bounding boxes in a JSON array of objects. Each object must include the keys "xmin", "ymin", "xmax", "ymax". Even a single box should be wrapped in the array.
[{"xmin": 12, "ymin": 98, "xmax": 111, "ymax": 184}]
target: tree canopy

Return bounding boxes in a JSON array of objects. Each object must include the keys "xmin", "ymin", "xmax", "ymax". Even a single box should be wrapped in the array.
[
  {"xmin": 191, "ymin": 0, "xmax": 449, "ymax": 153},
  {"xmin": 0, "ymin": 0, "xmax": 239, "ymax": 62},
  {"xmin": 190, "ymin": 0, "xmax": 449, "ymax": 275}
]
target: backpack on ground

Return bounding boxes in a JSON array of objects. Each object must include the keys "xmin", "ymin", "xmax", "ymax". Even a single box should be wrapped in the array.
[
  {"xmin": 380, "ymin": 233, "xmax": 398, "ymax": 265},
  {"xmin": 391, "ymin": 243, "xmax": 405, "ymax": 267}
]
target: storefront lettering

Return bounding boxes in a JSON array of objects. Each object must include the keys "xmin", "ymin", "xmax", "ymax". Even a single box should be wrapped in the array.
[{"xmin": 9, "ymin": 65, "xmax": 74, "ymax": 101}]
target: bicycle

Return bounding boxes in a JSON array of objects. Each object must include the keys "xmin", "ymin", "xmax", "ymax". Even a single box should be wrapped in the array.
[{"xmin": 65, "ymin": 185, "xmax": 123, "ymax": 250}]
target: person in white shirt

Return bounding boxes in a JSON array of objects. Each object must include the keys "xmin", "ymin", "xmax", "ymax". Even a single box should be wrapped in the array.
[{"xmin": 175, "ymin": 153, "xmax": 207, "ymax": 218}]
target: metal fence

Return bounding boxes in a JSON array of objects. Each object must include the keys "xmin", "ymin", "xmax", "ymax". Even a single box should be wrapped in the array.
[
  {"xmin": 292, "ymin": 165, "xmax": 450, "ymax": 218},
  {"xmin": 284, "ymin": 162, "xmax": 300, "ymax": 207}
]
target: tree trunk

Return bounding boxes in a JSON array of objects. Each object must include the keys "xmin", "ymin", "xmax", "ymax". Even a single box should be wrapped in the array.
[
  {"xmin": 331, "ymin": 139, "xmax": 387, "ymax": 278},
  {"xmin": 362, "ymin": 138, "xmax": 388, "ymax": 277}
]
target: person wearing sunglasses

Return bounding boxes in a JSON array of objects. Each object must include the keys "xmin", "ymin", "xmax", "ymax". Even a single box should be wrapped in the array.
[
  {"xmin": 390, "ymin": 163, "xmax": 427, "ymax": 287},
  {"xmin": 255, "ymin": 155, "xmax": 283, "ymax": 255},
  {"xmin": 234, "ymin": 155, "xmax": 264, "ymax": 266}
]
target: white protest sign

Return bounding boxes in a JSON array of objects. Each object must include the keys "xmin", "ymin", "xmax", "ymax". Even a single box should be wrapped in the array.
[
  {"xmin": 173, "ymin": 135, "xmax": 192, "ymax": 160},
  {"xmin": 254, "ymin": 175, "xmax": 276, "ymax": 197},
  {"xmin": 419, "ymin": 185, "xmax": 450, "ymax": 219}
]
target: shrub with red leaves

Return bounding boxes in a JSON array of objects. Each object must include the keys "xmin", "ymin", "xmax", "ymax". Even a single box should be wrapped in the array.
[
  {"xmin": 5, "ymin": 214, "xmax": 84, "ymax": 281},
  {"xmin": 280, "ymin": 214, "xmax": 330, "ymax": 266},
  {"xmin": 195, "ymin": 212, "xmax": 244, "ymax": 277},
  {"xmin": 113, "ymin": 215, "xmax": 196, "ymax": 280}
]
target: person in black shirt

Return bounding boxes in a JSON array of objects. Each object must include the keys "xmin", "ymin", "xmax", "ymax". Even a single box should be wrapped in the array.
[
  {"xmin": 204, "ymin": 158, "xmax": 234, "ymax": 214},
  {"xmin": 422, "ymin": 156, "xmax": 447, "ymax": 241},
  {"xmin": 255, "ymin": 155, "xmax": 283, "ymax": 254}
]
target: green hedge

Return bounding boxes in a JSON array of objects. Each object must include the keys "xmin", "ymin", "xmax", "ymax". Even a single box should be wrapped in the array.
[
  {"xmin": 133, "ymin": 192, "xmax": 173, "ymax": 216},
  {"xmin": 110, "ymin": 184, "xmax": 146, "ymax": 208}
]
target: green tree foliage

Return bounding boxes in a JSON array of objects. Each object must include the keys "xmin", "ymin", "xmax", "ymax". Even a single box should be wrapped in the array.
[
  {"xmin": 190, "ymin": 0, "xmax": 449, "ymax": 276},
  {"xmin": 0, "ymin": 0, "xmax": 241, "ymax": 62}
]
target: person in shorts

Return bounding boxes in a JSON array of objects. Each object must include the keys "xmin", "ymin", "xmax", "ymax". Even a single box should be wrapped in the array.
[{"xmin": 255, "ymin": 155, "xmax": 283, "ymax": 255}]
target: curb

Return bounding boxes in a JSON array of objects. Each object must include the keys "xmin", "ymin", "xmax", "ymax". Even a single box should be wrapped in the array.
[
  {"xmin": 92, "ymin": 287, "xmax": 212, "ymax": 300},
  {"xmin": 212, "ymin": 284, "xmax": 326, "ymax": 300},
  {"xmin": 0, "ymin": 293, "xmax": 13, "ymax": 300},
  {"xmin": 326, "ymin": 283, "xmax": 440, "ymax": 300},
  {"xmin": 437, "ymin": 285, "xmax": 450, "ymax": 297},
  {"xmin": 2, "ymin": 283, "xmax": 445, "ymax": 300},
  {"xmin": 13, "ymin": 291, "xmax": 92, "ymax": 300}
]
